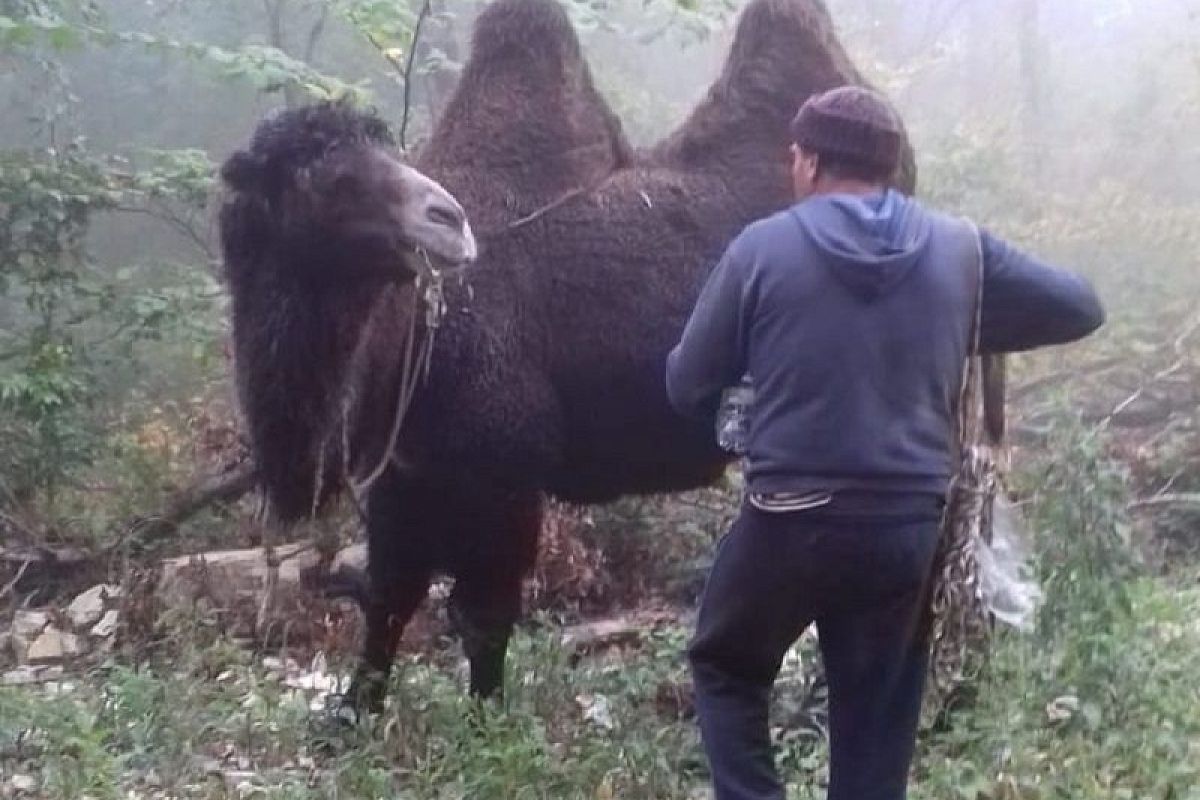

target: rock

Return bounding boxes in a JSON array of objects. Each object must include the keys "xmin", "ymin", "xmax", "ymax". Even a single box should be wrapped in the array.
[
  {"xmin": 561, "ymin": 617, "xmax": 654, "ymax": 658},
  {"xmin": 12, "ymin": 609, "xmax": 49, "ymax": 638},
  {"xmin": 576, "ymin": 692, "xmax": 615, "ymax": 730},
  {"xmin": 66, "ymin": 584, "xmax": 121, "ymax": 630},
  {"xmin": 9, "ymin": 774, "xmax": 37, "ymax": 792},
  {"xmin": 9, "ymin": 610, "xmax": 53, "ymax": 663},
  {"xmin": 158, "ymin": 542, "xmax": 314, "ymax": 608},
  {"xmin": 220, "ymin": 770, "xmax": 258, "ymax": 792},
  {"xmin": 1046, "ymin": 694, "xmax": 1079, "ymax": 723},
  {"xmin": 334, "ymin": 543, "xmax": 367, "ymax": 573},
  {"xmin": 2, "ymin": 664, "xmax": 64, "ymax": 685},
  {"xmin": 156, "ymin": 542, "xmax": 369, "ymax": 644},
  {"xmin": 24, "ymin": 628, "xmax": 84, "ymax": 664},
  {"xmin": 90, "ymin": 609, "xmax": 120, "ymax": 638}
]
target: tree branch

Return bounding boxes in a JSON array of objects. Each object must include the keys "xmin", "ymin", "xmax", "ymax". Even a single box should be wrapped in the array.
[
  {"xmin": 303, "ymin": 4, "xmax": 329, "ymax": 63},
  {"xmin": 1128, "ymin": 493, "xmax": 1200, "ymax": 512},
  {"xmin": 400, "ymin": 0, "xmax": 434, "ymax": 152},
  {"xmin": 120, "ymin": 464, "xmax": 258, "ymax": 548},
  {"xmin": 112, "ymin": 203, "xmax": 215, "ymax": 262}
]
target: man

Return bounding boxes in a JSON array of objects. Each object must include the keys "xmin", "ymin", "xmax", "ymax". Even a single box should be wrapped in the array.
[{"xmin": 665, "ymin": 86, "xmax": 1104, "ymax": 800}]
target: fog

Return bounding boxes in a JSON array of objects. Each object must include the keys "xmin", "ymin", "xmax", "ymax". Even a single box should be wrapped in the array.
[
  {"xmin": 5, "ymin": 1, "xmax": 1197, "ymax": 264},
  {"xmin": 2, "ymin": 0, "xmax": 1197, "ymax": 417}
]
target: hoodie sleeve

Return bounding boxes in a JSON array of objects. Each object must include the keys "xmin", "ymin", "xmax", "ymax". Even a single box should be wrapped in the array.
[
  {"xmin": 979, "ymin": 229, "xmax": 1106, "ymax": 354},
  {"xmin": 666, "ymin": 240, "xmax": 752, "ymax": 421}
]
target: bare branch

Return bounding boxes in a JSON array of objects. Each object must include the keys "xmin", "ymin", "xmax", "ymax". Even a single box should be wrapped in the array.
[
  {"xmin": 112, "ymin": 203, "xmax": 215, "ymax": 261},
  {"xmin": 303, "ymin": 4, "xmax": 329, "ymax": 63},
  {"xmin": 1128, "ymin": 494, "xmax": 1200, "ymax": 512},
  {"xmin": 120, "ymin": 464, "xmax": 257, "ymax": 548},
  {"xmin": 0, "ymin": 558, "xmax": 32, "ymax": 602},
  {"xmin": 400, "ymin": 0, "xmax": 434, "ymax": 152}
]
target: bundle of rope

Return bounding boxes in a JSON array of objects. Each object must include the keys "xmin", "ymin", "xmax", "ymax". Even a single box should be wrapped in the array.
[{"xmin": 924, "ymin": 222, "xmax": 1009, "ymax": 722}]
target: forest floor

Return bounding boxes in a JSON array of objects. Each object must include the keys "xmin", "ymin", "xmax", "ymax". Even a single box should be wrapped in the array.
[
  {"xmin": 1, "ymin": 571, "xmax": 1198, "ymax": 799},
  {"xmin": 4, "ymin": 206, "xmax": 1200, "ymax": 798},
  {"xmin": 3, "ymin": 395, "xmax": 1200, "ymax": 800}
]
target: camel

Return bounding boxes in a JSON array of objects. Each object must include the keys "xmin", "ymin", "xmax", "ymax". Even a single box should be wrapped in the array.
[{"xmin": 218, "ymin": 0, "xmax": 917, "ymax": 714}]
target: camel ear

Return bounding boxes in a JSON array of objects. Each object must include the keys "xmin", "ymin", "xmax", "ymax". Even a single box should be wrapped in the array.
[
  {"xmin": 221, "ymin": 150, "xmax": 268, "ymax": 194},
  {"xmin": 418, "ymin": 0, "xmax": 632, "ymax": 221}
]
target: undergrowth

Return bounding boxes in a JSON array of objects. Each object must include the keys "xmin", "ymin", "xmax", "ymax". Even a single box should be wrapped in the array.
[{"xmin": 4, "ymin": 417, "xmax": 1199, "ymax": 800}]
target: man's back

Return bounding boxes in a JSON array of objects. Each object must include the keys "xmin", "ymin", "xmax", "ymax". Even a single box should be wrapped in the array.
[
  {"xmin": 666, "ymin": 189, "xmax": 1105, "ymax": 498},
  {"xmin": 737, "ymin": 191, "xmax": 977, "ymax": 496}
]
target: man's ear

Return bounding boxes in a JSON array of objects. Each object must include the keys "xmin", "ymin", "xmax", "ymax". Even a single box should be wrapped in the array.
[{"xmin": 801, "ymin": 148, "xmax": 820, "ymax": 181}]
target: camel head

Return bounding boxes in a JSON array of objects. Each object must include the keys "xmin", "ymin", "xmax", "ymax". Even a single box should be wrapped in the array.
[
  {"xmin": 218, "ymin": 101, "xmax": 477, "ymax": 524},
  {"xmin": 219, "ymin": 101, "xmax": 476, "ymax": 288}
]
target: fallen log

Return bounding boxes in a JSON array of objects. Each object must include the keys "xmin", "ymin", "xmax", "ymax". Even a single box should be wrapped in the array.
[
  {"xmin": 559, "ymin": 611, "xmax": 679, "ymax": 664},
  {"xmin": 1128, "ymin": 493, "xmax": 1200, "ymax": 513},
  {"xmin": 154, "ymin": 541, "xmax": 368, "ymax": 648},
  {"xmin": 124, "ymin": 464, "xmax": 257, "ymax": 546},
  {"xmin": 2, "ymin": 466, "xmax": 258, "ymax": 601}
]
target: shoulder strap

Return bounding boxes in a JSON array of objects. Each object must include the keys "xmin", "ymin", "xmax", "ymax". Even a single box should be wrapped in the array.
[
  {"xmin": 955, "ymin": 221, "xmax": 986, "ymax": 446},
  {"xmin": 958, "ymin": 221, "xmax": 1008, "ymax": 449}
]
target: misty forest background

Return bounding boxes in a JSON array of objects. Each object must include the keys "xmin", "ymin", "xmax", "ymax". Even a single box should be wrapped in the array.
[{"xmin": 2, "ymin": 1, "xmax": 1199, "ymax": 798}]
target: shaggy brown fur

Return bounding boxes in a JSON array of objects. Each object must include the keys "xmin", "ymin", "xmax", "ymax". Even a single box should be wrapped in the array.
[
  {"xmin": 419, "ymin": 0, "xmax": 634, "ymax": 231},
  {"xmin": 221, "ymin": 0, "xmax": 919, "ymax": 710},
  {"xmin": 220, "ymin": 104, "xmax": 425, "ymax": 524}
]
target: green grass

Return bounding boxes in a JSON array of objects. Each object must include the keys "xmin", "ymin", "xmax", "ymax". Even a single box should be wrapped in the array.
[
  {"xmin": 4, "ymin": 405, "xmax": 1197, "ymax": 800},
  {"xmin": 914, "ymin": 581, "xmax": 1200, "ymax": 800},
  {"xmin": 3, "ymin": 575, "xmax": 1199, "ymax": 799}
]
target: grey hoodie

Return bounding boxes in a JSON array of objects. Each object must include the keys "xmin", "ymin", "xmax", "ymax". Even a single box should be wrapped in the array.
[{"xmin": 666, "ymin": 190, "xmax": 1104, "ymax": 496}]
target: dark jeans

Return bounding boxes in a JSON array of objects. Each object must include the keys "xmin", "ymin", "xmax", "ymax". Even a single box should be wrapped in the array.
[{"xmin": 689, "ymin": 494, "xmax": 942, "ymax": 800}]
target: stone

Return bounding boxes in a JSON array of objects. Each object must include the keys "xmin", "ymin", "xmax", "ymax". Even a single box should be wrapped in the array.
[
  {"xmin": 9, "ymin": 610, "xmax": 52, "ymax": 663},
  {"xmin": 24, "ymin": 628, "xmax": 84, "ymax": 664},
  {"xmin": 156, "ymin": 541, "xmax": 370, "ymax": 643},
  {"xmin": 576, "ymin": 692, "xmax": 615, "ymax": 730},
  {"xmin": 90, "ymin": 609, "xmax": 120, "ymax": 638},
  {"xmin": 1046, "ymin": 694, "xmax": 1079, "ymax": 723},
  {"xmin": 66, "ymin": 584, "xmax": 120, "ymax": 630},
  {"xmin": 2, "ymin": 664, "xmax": 64, "ymax": 685},
  {"xmin": 158, "ymin": 541, "xmax": 313, "ymax": 607},
  {"xmin": 10, "ymin": 774, "xmax": 37, "ymax": 793},
  {"xmin": 220, "ymin": 770, "xmax": 258, "ymax": 792},
  {"xmin": 561, "ymin": 617, "xmax": 646, "ymax": 654},
  {"xmin": 334, "ymin": 543, "xmax": 367, "ymax": 573},
  {"xmin": 12, "ymin": 609, "xmax": 49, "ymax": 638}
]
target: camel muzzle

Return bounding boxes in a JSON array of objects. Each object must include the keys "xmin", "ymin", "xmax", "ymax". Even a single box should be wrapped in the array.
[{"xmin": 395, "ymin": 164, "xmax": 478, "ymax": 269}]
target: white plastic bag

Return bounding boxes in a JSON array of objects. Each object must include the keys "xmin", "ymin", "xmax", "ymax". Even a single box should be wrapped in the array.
[{"xmin": 974, "ymin": 495, "xmax": 1042, "ymax": 632}]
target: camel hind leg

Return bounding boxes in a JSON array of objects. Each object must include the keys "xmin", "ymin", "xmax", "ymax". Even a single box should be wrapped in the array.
[{"xmin": 448, "ymin": 491, "xmax": 542, "ymax": 698}]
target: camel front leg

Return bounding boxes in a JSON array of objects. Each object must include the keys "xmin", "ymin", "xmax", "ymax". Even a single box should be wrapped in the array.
[
  {"xmin": 342, "ymin": 475, "xmax": 434, "ymax": 717},
  {"xmin": 343, "ymin": 564, "xmax": 431, "ymax": 715}
]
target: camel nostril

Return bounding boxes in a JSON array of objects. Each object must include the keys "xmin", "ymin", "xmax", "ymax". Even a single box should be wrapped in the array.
[{"xmin": 427, "ymin": 203, "xmax": 464, "ymax": 231}]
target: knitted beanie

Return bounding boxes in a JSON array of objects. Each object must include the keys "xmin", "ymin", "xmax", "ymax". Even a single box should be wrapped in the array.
[{"xmin": 790, "ymin": 86, "xmax": 903, "ymax": 175}]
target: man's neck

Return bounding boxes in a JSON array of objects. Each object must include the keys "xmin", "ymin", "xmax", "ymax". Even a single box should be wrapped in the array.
[{"xmin": 810, "ymin": 178, "xmax": 886, "ymax": 197}]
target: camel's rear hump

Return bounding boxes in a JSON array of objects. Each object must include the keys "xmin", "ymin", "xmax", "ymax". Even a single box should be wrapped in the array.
[{"xmin": 651, "ymin": 0, "xmax": 915, "ymax": 193}]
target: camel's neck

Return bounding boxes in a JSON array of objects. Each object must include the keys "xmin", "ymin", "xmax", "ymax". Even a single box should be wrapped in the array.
[{"xmin": 232, "ymin": 266, "xmax": 415, "ymax": 522}]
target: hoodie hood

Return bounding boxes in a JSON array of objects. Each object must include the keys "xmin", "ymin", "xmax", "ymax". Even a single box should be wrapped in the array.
[{"xmin": 793, "ymin": 188, "xmax": 931, "ymax": 300}]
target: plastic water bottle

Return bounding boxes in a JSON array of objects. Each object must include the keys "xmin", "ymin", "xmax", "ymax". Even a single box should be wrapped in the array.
[{"xmin": 716, "ymin": 378, "xmax": 754, "ymax": 455}]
